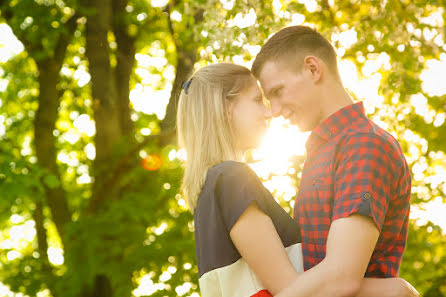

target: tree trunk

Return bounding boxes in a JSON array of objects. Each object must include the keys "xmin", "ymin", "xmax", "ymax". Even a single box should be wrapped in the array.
[
  {"xmin": 85, "ymin": 0, "xmax": 123, "ymax": 215},
  {"xmin": 32, "ymin": 193, "xmax": 61, "ymax": 297},
  {"xmin": 160, "ymin": 47, "xmax": 196, "ymax": 133},
  {"xmin": 160, "ymin": 5, "xmax": 203, "ymax": 133},
  {"xmin": 34, "ymin": 60, "xmax": 72, "ymax": 243},
  {"xmin": 81, "ymin": 274, "xmax": 113, "ymax": 297},
  {"xmin": 83, "ymin": 0, "xmax": 128, "ymax": 295},
  {"xmin": 113, "ymin": 0, "xmax": 135, "ymax": 137}
]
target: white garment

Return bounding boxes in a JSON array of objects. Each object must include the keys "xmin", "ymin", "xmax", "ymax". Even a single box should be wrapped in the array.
[{"xmin": 199, "ymin": 243, "xmax": 304, "ymax": 297}]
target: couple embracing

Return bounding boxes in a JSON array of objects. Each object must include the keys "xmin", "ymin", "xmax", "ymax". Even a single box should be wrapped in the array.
[{"xmin": 176, "ymin": 26, "xmax": 419, "ymax": 297}]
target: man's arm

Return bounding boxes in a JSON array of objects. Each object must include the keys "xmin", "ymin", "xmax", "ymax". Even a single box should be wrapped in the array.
[
  {"xmin": 275, "ymin": 214, "xmax": 379, "ymax": 297},
  {"xmin": 275, "ymin": 215, "xmax": 417, "ymax": 297},
  {"xmin": 230, "ymin": 204, "xmax": 419, "ymax": 297}
]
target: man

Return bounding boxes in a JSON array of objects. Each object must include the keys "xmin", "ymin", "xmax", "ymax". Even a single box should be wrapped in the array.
[{"xmin": 251, "ymin": 26, "xmax": 415, "ymax": 297}]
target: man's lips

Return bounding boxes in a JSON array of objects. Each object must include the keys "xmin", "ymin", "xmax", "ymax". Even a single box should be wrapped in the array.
[{"xmin": 283, "ymin": 111, "xmax": 294, "ymax": 120}]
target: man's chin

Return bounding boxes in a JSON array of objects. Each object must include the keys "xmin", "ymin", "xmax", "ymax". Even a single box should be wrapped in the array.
[
  {"xmin": 297, "ymin": 126, "xmax": 311, "ymax": 132},
  {"xmin": 292, "ymin": 119, "xmax": 312, "ymax": 132},
  {"xmin": 289, "ymin": 117, "xmax": 304, "ymax": 129}
]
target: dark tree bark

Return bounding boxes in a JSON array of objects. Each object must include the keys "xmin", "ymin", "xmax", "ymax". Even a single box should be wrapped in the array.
[
  {"xmin": 160, "ymin": 4, "xmax": 203, "ymax": 133},
  {"xmin": 32, "ymin": 196, "xmax": 61, "ymax": 297},
  {"xmin": 160, "ymin": 48, "xmax": 196, "ymax": 133},
  {"xmin": 84, "ymin": 0, "xmax": 123, "ymax": 215},
  {"xmin": 0, "ymin": 2, "xmax": 79, "ymax": 245},
  {"xmin": 35, "ymin": 59, "xmax": 73, "ymax": 238},
  {"xmin": 0, "ymin": 3, "xmax": 80, "ymax": 297},
  {"xmin": 32, "ymin": 14, "xmax": 79, "ymax": 297},
  {"xmin": 82, "ymin": 0, "xmax": 136, "ymax": 295},
  {"xmin": 113, "ymin": 0, "xmax": 136, "ymax": 137}
]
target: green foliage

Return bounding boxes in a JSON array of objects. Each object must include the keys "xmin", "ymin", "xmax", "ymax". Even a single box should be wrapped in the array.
[
  {"xmin": 0, "ymin": 0, "xmax": 445, "ymax": 296},
  {"xmin": 401, "ymin": 222, "xmax": 446, "ymax": 296}
]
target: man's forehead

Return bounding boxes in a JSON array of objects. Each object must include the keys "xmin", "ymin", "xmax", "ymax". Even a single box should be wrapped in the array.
[
  {"xmin": 259, "ymin": 60, "xmax": 282, "ymax": 78},
  {"xmin": 258, "ymin": 61, "xmax": 286, "ymax": 89}
]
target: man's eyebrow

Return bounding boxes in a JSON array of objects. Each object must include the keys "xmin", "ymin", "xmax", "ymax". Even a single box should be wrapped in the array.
[{"xmin": 265, "ymin": 84, "xmax": 283, "ymax": 97}]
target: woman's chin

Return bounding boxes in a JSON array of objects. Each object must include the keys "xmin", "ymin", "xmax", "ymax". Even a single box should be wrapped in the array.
[
  {"xmin": 237, "ymin": 143, "xmax": 255, "ymax": 153},
  {"xmin": 238, "ymin": 132, "xmax": 265, "ymax": 152},
  {"xmin": 244, "ymin": 139, "xmax": 262, "ymax": 151}
]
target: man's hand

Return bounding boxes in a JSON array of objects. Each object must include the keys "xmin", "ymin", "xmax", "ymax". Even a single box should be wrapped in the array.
[{"xmin": 357, "ymin": 278, "xmax": 420, "ymax": 297}]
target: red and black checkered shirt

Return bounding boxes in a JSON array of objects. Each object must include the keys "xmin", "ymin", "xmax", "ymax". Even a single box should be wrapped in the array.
[{"xmin": 293, "ymin": 101, "xmax": 411, "ymax": 277}]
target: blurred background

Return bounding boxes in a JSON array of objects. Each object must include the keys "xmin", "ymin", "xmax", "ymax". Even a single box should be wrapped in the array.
[{"xmin": 0, "ymin": 0, "xmax": 445, "ymax": 296}]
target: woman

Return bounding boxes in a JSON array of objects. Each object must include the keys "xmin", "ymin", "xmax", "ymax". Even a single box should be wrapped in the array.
[{"xmin": 176, "ymin": 63, "xmax": 416, "ymax": 297}]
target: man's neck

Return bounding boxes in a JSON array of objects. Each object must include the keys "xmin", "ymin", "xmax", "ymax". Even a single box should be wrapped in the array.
[{"xmin": 319, "ymin": 83, "xmax": 354, "ymax": 124}]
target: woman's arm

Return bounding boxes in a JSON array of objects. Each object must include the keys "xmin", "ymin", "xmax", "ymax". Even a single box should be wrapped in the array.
[
  {"xmin": 229, "ymin": 203, "xmax": 419, "ymax": 297},
  {"xmin": 229, "ymin": 202, "xmax": 299, "ymax": 295}
]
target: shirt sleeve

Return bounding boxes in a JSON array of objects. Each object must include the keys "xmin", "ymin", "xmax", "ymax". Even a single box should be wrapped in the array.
[
  {"xmin": 333, "ymin": 133, "xmax": 401, "ymax": 232},
  {"xmin": 215, "ymin": 162, "xmax": 272, "ymax": 233}
]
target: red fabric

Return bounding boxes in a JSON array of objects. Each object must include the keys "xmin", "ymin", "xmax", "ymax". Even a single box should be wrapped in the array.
[
  {"xmin": 251, "ymin": 290, "xmax": 273, "ymax": 297},
  {"xmin": 293, "ymin": 102, "xmax": 411, "ymax": 277}
]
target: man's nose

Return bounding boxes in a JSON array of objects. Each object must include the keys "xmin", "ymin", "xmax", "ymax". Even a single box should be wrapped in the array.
[
  {"xmin": 264, "ymin": 106, "xmax": 272, "ymax": 120},
  {"xmin": 269, "ymin": 101, "xmax": 282, "ymax": 117}
]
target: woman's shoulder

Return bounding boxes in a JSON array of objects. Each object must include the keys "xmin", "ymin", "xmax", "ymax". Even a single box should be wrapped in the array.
[
  {"xmin": 208, "ymin": 160, "xmax": 257, "ymax": 180},
  {"xmin": 200, "ymin": 161, "xmax": 264, "ymax": 208},
  {"xmin": 198, "ymin": 161, "xmax": 254, "ymax": 206}
]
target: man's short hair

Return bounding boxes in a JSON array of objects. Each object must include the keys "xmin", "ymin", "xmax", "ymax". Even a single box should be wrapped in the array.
[{"xmin": 252, "ymin": 26, "xmax": 340, "ymax": 79}]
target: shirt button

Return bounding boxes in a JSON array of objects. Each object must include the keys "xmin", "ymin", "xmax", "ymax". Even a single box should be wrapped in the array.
[{"xmin": 364, "ymin": 192, "xmax": 371, "ymax": 200}]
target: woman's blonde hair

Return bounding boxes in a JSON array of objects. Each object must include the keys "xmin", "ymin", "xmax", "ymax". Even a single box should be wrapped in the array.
[{"xmin": 176, "ymin": 63, "xmax": 256, "ymax": 213}]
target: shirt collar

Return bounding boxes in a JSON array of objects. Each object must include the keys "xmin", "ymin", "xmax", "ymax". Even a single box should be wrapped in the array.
[{"xmin": 305, "ymin": 101, "xmax": 366, "ymax": 152}]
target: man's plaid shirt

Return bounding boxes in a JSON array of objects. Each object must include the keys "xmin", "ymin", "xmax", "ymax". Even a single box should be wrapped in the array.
[{"xmin": 293, "ymin": 101, "xmax": 411, "ymax": 277}]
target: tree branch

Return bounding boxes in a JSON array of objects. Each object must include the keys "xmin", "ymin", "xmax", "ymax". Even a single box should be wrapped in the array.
[
  {"xmin": 112, "ymin": 0, "xmax": 136, "ymax": 136},
  {"xmin": 160, "ymin": 3, "xmax": 203, "ymax": 132},
  {"xmin": 86, "ymin": 130, "xmax": 175, "ymax": 215},
  {"xmin": 320, "ymin": 0, "xmax": 338, "ymax": 27},
  {"xmin": 163, "ymin": 0, "xmax": 179, "ymax": 49},
  {"xmin": 54, "ymin": 12, "xmax": 81, "ymax": 67}
]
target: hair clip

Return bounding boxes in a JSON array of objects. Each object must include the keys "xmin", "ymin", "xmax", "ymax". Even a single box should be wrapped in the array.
[{"xmin": 182, "ymin": 79, "xmax": 193, "ymax": 94}]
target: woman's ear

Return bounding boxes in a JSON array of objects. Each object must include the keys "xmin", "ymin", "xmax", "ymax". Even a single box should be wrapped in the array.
[{"xmin": 225, "ymin": 98, "xmax": 234, "ymax": 118}]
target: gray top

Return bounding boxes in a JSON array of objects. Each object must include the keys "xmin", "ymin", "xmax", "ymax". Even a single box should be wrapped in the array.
[{"xmin": 194, "ymin": 161, "xmax": 301, "ymax": 278}]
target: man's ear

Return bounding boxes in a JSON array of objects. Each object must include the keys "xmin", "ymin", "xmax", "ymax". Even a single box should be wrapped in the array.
[{"xmin": 303, "ymin": 56, "xmax": 322, "ymax": 82}]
